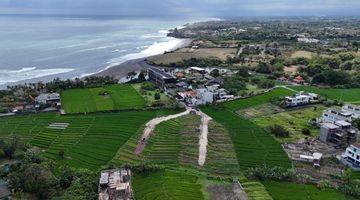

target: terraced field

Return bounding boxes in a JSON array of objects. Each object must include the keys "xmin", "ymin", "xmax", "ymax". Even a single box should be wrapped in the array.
[
  {"xmin": 243, "ymin": 181, "xmax": 273, "ymax": 200},
  {"xmin": 202, "ymin": 108, "xmax": 291, "ymax": 170},
  {"xmin": 0, "ymin": 110, "xmax": 179, "ymax": 170},
  {"xmin": 133, "ymin": 170, "xmax": 204, "ymax": 200},
  {"xmin": 263, "ymin": 181, "xmax": 355, "ymax": 200},
  {"xmin": 289, "ymin": 86, "xmax": 360, "ymax": 104},
  {"xmin": 61, "ymin": 84, "xmax": 146, "ymax": 114}
]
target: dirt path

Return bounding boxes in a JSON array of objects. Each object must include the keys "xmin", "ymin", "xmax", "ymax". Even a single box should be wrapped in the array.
[
  {"xmin": 197, "ymin": 110, "xmax": 212, "ymax": 167},
  {"xmin": 134, "ymin": 109, "xmax": 190, "ymax": 155},
  {"xmin": 277, "ymin": 85, "xmax": 299, "ymax": 92}
]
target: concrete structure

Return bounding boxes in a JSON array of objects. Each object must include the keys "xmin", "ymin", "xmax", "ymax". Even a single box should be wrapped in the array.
[
  {"xmin": 299, "ymin": 152, "xmax": 323, "ymax": 167},
  {"xmin": 35, "ymin": 93, "xmax": 60, "ymax": 105},
  {"xmin": 342, "ymin": 104, "xmax": 360, "ymax": 119},
  {"xmin": 99, "ymin": 169, "xmax": 133, "ymax": 200},
  {"xmin": 189, "ymin": 67, "xmax": 206, "ymax": 74},
  {"xmin": 319, "ymin": 122, "xmax": 357, "ymax": 146},
  {"xmin": 321, "ymin": 108, "xmax": 354, "ymax": 123},
  {"xmin": 148, "ymin": 68, "xmax": 175, "ymax": 87},
  {"xmin": 194, "ymin": 88, "xmax": 214, "ymax": 105},
  {"xmin": 285, "ymin": 91, "xmax": 318, "ymax": 107},
  {"xmin": 341, "ymin": 143, "xmax": 360, "ymax": 170}
]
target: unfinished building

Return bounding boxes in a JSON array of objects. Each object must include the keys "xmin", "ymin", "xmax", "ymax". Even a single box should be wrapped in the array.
[{"xmin": 98, "ymin": 169, "xmax": 133, "ymax": 200}]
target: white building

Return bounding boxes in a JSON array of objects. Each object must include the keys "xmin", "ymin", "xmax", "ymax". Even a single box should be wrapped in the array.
[
  {"xmin": 342, "ymin": 104, "xmax": 360, "ymax": 119},
  {"xmin": 193, "ymin": 88, "xmax": 214, "ymax": 105},
  {"xmin": 341, "ymin": 143, "xmax": 360, "ymax": 170},
  {"xmin": 285, "ymin": 92, "xmax": 318, "ymax": 107},
  {"xmin": 321, "ymin": 108, "xmax": 354, "ymax": 123},
  {"xmin": 35, "ymin": 93, "xmax": 60, "ymax": 105}
]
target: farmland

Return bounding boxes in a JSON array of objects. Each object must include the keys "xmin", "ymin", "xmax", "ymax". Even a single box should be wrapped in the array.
[
  {"xmin": 263, "ymin": 181, "xmax": 355, "ymax": 200},
  {"xmin": 132, "ymin": 170, "xmax": 204, "ymax": 200},
  {"xmin": 202, "ymin": 107, "xmax": 291, "ymax": 170},
  {"xmin": 0, "ymin": 110, "xmax": 179, "ymax": 170},
  {"xmin": 61, "ymin": 84, "xmax": 146, "ymax": 114},
  {"xmin": 290, "ymin": 86, "xmax": 360, "ymax": 104}
]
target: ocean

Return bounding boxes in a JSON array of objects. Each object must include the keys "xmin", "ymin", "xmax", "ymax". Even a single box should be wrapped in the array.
[{"xmin": 0, "ymin": 15, "xmax": 201, "ymax": 88}]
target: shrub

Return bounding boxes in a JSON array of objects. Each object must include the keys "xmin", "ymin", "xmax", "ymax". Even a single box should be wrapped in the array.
[
  {"xmin": 302, "ymin": 128, "xmax": 311, "ymax": 136},
  {"xmin": 154, "ymin": 93, "xmax": 161, "ymax": 100},
  {"xmin": 245, "ymin": 165, "xmax": 293, "ymax": 181},
  {"xmin": 268, "ymin": 125, "xmax": 290, "ymax": 137}
]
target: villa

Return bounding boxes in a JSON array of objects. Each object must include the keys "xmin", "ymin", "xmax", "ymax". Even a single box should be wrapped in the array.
[
  {"xmin": 284, "ymin": 91, "xmax": 318, "ymax": 107},
  {"xmin": 341, "ymin": 143, "xmax": 360, "ymax": 171}
]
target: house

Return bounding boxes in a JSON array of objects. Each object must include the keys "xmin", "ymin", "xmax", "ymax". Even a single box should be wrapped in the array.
[
  {"xmin": 35, "ymin": 93, "xmax": 60, "ymax": 105},
  {"xmin": 194, "ymin": 88, "xmax": 214, "ymax": 105},
  {"xmin": 293, "ymin": 75, "xmax": 305, "ymax": 84},
  {"xmin": 284, "ymin": 91, "xmax": 318, "ymax": 107},
  {"xmin": 148, "ymin": 68, "xmax": 176, "ymax": 88},
  {"xmin": 299, "ymin": 152, "xmax": 323, "ymax": 168},
  {"xmin": 98, "ymin": 169, "xmax": 133, "ymax": 200},
  {"xmin": 189, "ymin": 67, "xmax": 206, "ymax": 75},
  {"xmin": 342, "ymin": 104, "xmax": 360, "ymax": 119},
  {"xmin": 12, "ymin": 105, "xmax": 24, "ymax": 113},
  {"xmin": 175, "ymin": 81, "xmax": 189, "ymax": 88},
  {"xmin": 321, "ymin": 108, "xmax": 354, "ymax": 123},
  {"xmin": 319, "ymin": 122, "xmax": 357, "ymax": 146},
  {"xmin": 341, "ymin": 143, "xmax": 360, "ymax": 170}
]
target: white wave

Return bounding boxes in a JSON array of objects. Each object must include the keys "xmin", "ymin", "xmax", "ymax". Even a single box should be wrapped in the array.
[
  {"xmin": 102, "ymin": 37, "xmax": 187, "ymax": 72},
  {"xmin": 0, "ymin": 67, "xmax": 74, "ymax": 85}
]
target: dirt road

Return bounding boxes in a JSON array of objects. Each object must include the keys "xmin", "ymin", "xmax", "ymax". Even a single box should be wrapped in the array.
[
  {"xmin": 197, "ymin": 110, "xmax": 212, "ymax": 167},
  {"xmin": 134, "ymin": 109, "xmax": 190, "ymax": 155}
]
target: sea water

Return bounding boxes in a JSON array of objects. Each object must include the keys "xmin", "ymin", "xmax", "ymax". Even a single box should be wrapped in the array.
[{"xmin": 0, "ymin": 14, "xmax": 200, "ymax": 87}]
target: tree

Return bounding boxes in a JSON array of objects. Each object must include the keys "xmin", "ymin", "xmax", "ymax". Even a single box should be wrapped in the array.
[
  {"xmin": 138, "ymin": 70, "xmax": 147, "ymax": 81},
  {"xmin": 210, "ymin": 69, "xmax": 220, "ymax": 77},
  {"xmin": 302, "ymin": 128, "xmax": 311, "ymax": 136},
  {"xmin": 269, "ymin": 125, "xmax": 290, "ymax": 137},
  {"xmin": 352, "ymin": 118, "xmax": 360, "ymax": 129},
  {"xmin": 59, "ymin": 150, "xmax": 65, "ymax": 159},
  {"xmin": 237, "ymin": 66, "xmax": 249, "ymax": 77},
  {"xmin": 154, "ymin": 93, "xmax": 161, "ymax": 100}
]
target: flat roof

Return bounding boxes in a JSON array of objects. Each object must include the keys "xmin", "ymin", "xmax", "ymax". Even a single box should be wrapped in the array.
[
  {"xmin": 149, "ymin": 68, "xmax": 174, "ymax": 79},
  {"xmin": 190, "ymin": 67, "xmax": 205, "ymax": 71},
  {"xmin": 335, "ymin": 120, "xmax": 352, "ymax": 127},
  {"xmin": 322, "ymin": 123, "xmax": 339, "ymax": 129}
]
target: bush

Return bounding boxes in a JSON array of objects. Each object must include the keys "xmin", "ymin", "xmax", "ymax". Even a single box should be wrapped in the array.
[
  {"xmin": 141, "ymin": 82, "xmax": 156, "ymax": 91},
  {"xmin": 302, "ymin": 128, "xmax": 311, "ymax": 136},
  {"xmin": 245, "ymin": 165, "xmax": 293, "ymax": 181},
  {"xmin": 268, "ymin": 125, "xmax": 290, "ymax": 137},
  {"xmin": 154, "ymin": 93, "xmax": 161, "ymax": 100}
]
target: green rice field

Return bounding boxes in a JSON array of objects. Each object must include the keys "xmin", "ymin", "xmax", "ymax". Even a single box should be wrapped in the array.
[
  {"xmin": 0, "ymin": 110, "xmax": 179, "ymax": 170},
  {"xmin": 133, "ymin": 170, "xmax": 204, "ymax": 200},
  {"xmin": 290, "ymin": 86, "xmax": 360, "ymax": 104},
  {"xmin": 263, "ymin": 181, "xmax": 355, "ymax": 200},
  {"xmin": 61, "ymin": 84, "xmax": 146, "ymax": 114}
]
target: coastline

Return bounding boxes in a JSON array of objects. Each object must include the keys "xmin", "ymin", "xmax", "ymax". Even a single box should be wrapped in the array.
[{"xmin": 91, "ymin": 38, "xmax": 192, "ymax": 80}]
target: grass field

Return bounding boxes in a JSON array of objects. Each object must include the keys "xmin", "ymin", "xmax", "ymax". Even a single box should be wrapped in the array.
[
  {"xmin": 132, "ymin": 170, "xmax": 204, "ymax": 200},
  {"xmin": 0, "ymin": 110, "xmax": 179, "ymax": 170},
  {"xmin": 61, "ymin": 84, "xmax": 146, "ymax": 114},
  {"xmin": 291, "ymin": 50, "xmax": 315, "ymax": 59},
  {"xmin": 224, "ymin": 87, "xmax": 295, "ymax": 112},
  {"xmin": 243, "ymin": 181, "xmax": 273, "ymax": 200},
  {"xmin": 290, "ymin": 86, "xmax": 360, "ymax": 104},
  {"xmin": 263, "ymin": 181, "xmax": 355, "ymax": 200},
  {"xmin": 251, "ymin": 105, "xmax": 326, "ymax": 143},
  {"xmin": 202, "ymin": 107, "xmax": 291, "ymax": 170}
]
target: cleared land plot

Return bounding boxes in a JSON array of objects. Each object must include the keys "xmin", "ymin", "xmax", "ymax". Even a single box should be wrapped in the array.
[
  {"xmin": 61, "ymin": 84, "xmax": 145, "ymax": 114},
  {"xmin": 0, "ymin": 110, "xmax": 179, "ymax": 170},
  {"xmin": 132, "ymin": 170, "xmax": 204, "ymax": 200},
  {"xmin": 148, "ymin": 48, "xmax": 237, "ymax": 65},
  {"xmin": 202, "ymin": 107, "xmax": 291, "ymax": 170},
  {"xmin": 290, "ymin": 86, "xmax": 360, "ymax": 104},
  {"xmin": 290, "ymin": 50, "xmax": 315, "ymax": 59},
  {"xmin": 263, "ymin": 181, "xmax": 354, "ymax": 200},
  {"xmin": 132, "ymin": 83, "xmax": 173, "ymax": 106},
  {"xmin": 250, "ymin": 105, "xmax": 326, "ymax": 143}
]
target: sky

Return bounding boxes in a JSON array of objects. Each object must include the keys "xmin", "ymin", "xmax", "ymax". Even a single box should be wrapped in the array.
[{"xmin": 0, "ymin": 0, "xmax": 359, "ymax": 17}]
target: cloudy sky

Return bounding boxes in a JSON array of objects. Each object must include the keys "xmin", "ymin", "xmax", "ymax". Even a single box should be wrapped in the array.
[{"xmin": 0, "ymin": 0, "xmax": 359, "ymax": 17}]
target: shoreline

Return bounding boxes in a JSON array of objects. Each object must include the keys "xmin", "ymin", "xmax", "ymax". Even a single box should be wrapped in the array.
[{"xmin": 91, "ymin": 38, "xmax": 192, "ymax": 80}]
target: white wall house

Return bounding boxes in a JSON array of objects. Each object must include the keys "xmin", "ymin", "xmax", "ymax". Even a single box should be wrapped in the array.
[
  {"xmin": 342, "ymin": 104, "xmax": 360, "ymax": 119},
  {"xmin": 321, "ymin": 108, "xmax": 354, "ymax": 123},
  {"xmin": 341, "ymin": 143, "xmax": 360, "ymax": 170},
  {"xmin": 194, "ymin": 88, "xmax": 214, "ymax": 105},
  {"xmin": 285, "ymin": 92, "xmax": 318, "ymax": 107},
  {"xmin": 35, "ymin": 93, "xmax": 60, "ymax": 105}
]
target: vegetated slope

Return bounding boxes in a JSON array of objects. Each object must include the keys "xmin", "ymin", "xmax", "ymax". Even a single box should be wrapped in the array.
[
  {"xmin": 132, "ymin": 170, "xmax": 204, "ymax": 200},
  {"xmin": 262, "ymin": 181, "xmax": 355, "ymax": 200},
  {"xmin": 224, "ymin": 87, "xmax": 295, "ymax": 111},
  {"xmin": 61, "ymin": 84, "xmax": 146, "ymax": 114},
  {"xmin": 242, "ymin": 181, "xmax": 273, "ymax": 200},
  {"xmin": 289, "ymin": 86, "xmax": 360, "ymax": 104},
  {"xmin": 202, "ymin": 108, "xmax": 291, "ymax": 170},
  {"xmin": 0, "ymin": 110, "xmax": 179, "ymax": 170}
]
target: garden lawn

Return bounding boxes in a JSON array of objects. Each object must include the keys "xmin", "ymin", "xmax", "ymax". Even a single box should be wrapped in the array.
[
  {"xmin": 61, "ymin": 84, "xmax": 146, "ymax": 114},
  {"xmin": 289, "ymin": 86, "xmax": 360, "ymax": 104},
  {"xmin": 263, "ymin": 181, "xmax": 355, "ymax": 200},
  {"xmin": 133, "ymin": 170, "xmax": 204, "ymax": 200}
]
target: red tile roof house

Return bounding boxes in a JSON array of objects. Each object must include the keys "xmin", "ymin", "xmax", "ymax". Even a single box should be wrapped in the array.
[{"xmin": 293, "ymin": 75, "xmax": 305, "ymax": 85}]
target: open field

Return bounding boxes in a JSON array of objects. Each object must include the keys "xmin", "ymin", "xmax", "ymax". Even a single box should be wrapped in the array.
[
  {"xmin": 148, "ymin": 47, "xmax": 237, "ymax": 65},
  {"xmin": 263, "ymin": 181, "xmax": 355, "ymax": 200},
  {"xmin": 61, "ymin": 84, "xmax": 146, "ymax": 114},
  {"xmin": 0, "ymin": 110, "xmax": 179, "ymax": 170},
  {"xmin": 224, "ymin": 87, "xmax": 295, "ymax": 112},
  {"xmin": 132, "ymin": 83, "xmax": 173, "ymax": 106},
  {"xmin": 290, "ymin": 86, "xmax": 360, "ymax": 104},
  {"xmin": 242, "ymin": 181, "xmax": 273, "ymax": 200},
  {"xmin": 250, "ymin": 105, "xmax": 326, "ymax": 143},
  {"xmin": 202, "ymin": 107, "xmax": 291, "ymax": 170},
  {"xmin": 132, "ymin": 170, "xmax": 204, "ymax": 200},
  {"xmin": 290, "ymin": 50, "xmax": 315, "ymax": 59}
]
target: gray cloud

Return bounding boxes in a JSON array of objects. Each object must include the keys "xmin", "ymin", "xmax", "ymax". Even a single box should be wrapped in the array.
[{"xmin": 0, "ymin": 0, "xmax": 359, "ymax": 16}]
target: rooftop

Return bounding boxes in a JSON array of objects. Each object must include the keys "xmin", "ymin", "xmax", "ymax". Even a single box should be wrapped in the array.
[{"xmin": 149, "ymin": 68, "xmax": 174, "ymax": 79}]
